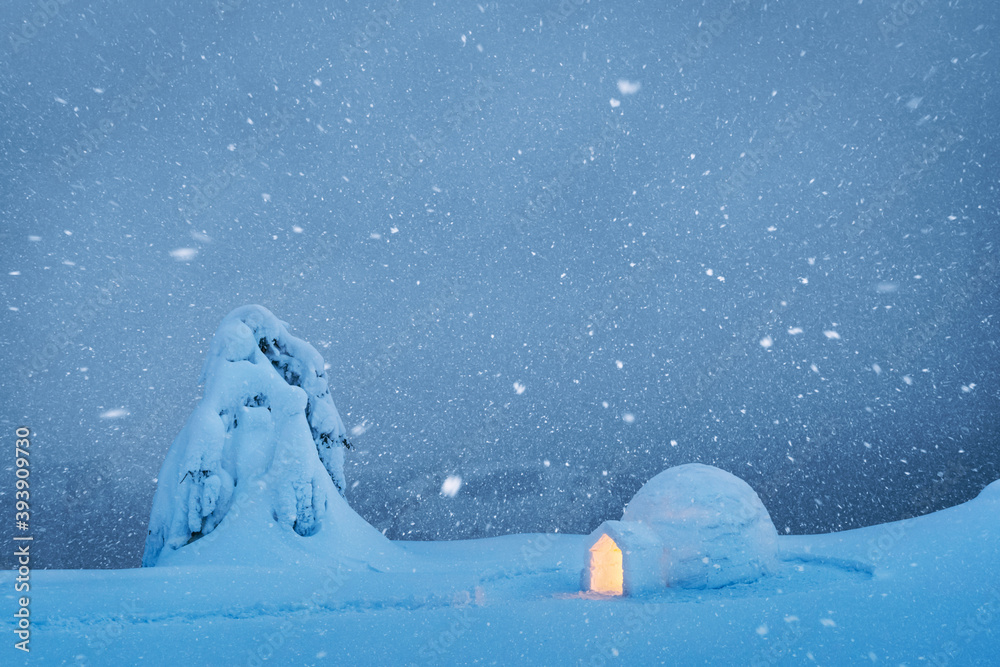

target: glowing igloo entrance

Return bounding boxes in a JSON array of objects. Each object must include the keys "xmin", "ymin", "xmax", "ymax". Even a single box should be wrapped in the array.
[{"xmin": 588, "ymin": 534, "xmax": 623, "ymax": 595}]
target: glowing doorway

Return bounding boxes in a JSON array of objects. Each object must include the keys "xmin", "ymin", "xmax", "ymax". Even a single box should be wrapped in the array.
[{"xmin": 589, "ymin": 534, "xmax": 623, "ymax": 595}]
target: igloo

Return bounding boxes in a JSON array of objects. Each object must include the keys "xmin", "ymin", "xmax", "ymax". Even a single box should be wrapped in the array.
[{"xmin": 582, "ymin": 463, "xmax": 778, "ymax": 594}]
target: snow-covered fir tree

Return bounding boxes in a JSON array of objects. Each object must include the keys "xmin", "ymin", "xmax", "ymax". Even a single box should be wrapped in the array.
[{"xmin": 143, "ymin": 305, "xmax": 393, "ymax": 568}]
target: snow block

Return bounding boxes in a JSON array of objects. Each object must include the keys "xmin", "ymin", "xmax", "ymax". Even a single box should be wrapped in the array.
[{"xmin": 142, "ymin": 305, "xmax": 392, "ymax": 568}]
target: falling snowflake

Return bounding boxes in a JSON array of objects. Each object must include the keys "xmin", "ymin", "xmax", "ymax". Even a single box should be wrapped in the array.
[
  {"xmin": 617, "ymin": 79, "xmax": 641, "ymax": 95},
  {"xmin": 441, "ymin": 476, "xmax": 462, "ymax": 497},
  {"xmin": 169, "ymin": 248, "xmax": 198, "ymax": 262}
]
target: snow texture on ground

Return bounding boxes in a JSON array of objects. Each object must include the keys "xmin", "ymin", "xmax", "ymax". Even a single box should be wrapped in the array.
[{"xmin": 3, "ymin": 480, "xmax": 998, "ymax": 666}]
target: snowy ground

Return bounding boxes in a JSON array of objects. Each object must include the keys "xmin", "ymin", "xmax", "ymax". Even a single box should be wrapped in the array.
[{"xmin": 4, "ymin": 480, "xmax": 999, "ymax": 666}]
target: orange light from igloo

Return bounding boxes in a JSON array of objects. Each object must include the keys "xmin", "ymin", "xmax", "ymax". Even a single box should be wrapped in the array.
[{"xmin": 589, "ymin": 533, "xmax": 623, "ymax": 595}]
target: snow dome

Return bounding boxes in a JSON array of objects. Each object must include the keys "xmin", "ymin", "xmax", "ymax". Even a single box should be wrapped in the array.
[{"xmin": 582, "ymin": 463, "xmax": 778, "ymax": 594}]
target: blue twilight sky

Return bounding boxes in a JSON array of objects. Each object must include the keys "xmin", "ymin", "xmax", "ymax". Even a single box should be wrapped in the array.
[{"xmin": 1, "ymin": 0, "xmax": 997, "ymax": 568}]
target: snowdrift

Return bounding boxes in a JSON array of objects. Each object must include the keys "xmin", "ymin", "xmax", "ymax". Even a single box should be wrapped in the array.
[{"xmin": 142, "ymin": 305, "xmax": 396, "ymax": 569}]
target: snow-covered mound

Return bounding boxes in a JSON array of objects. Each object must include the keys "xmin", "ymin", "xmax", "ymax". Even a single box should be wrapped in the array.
[
  {"xmin": 142, "ymin": 305, "xmax": 395, "ymax": 568},
  {"xmin": 977, "ymin": 478, "xmax": 1000, "ymax": 501},
  {"xmin": 621, "ymin": 463, "xmax": 778, "ymax": 588}
]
